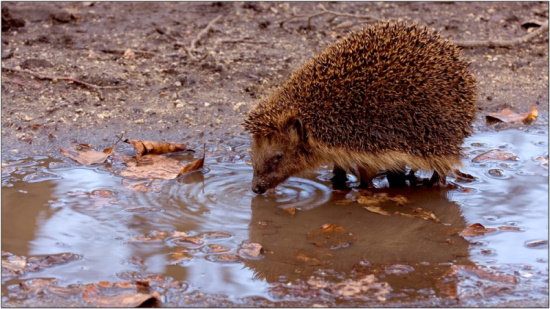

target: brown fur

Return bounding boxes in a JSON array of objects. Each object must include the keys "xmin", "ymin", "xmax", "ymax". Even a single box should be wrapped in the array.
[{"xmin": 243, "ymin": 22, "xmax": 477, "ymax": 193}]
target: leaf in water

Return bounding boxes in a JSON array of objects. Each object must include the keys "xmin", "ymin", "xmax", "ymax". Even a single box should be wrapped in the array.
[
  {"xmin": 281, "ymin": 207, "xmax": 296, "ymax": 216},
  {"xmin": 363, "ymin": 205, "xmax": 391, "ymax": 216},
  {"xmin": 395, "ymin": 207, "xmax": 441, "ymax": 223},
  {"xmin": 459, "ymin": 223, "xmax": 497, "ymax": 237},
  {"xmin": 203, "ymin": 244, "xmax": 231, "ymax": 253},
  {"xmin": 205, "ymin": 253, "xmax": 240, "ymax": 263},
  {"xmin": 121, "ymin": 155, "xmax": 186, "ymax": 180},
  {"xmin": 486, "ymin": 105, "xmax": 538, "ymax": 125},
  {"xmin": 176, "ymin": 144, "xmax": 206, "ymax": 178},
  {"xmin": 238, "ymin": 242, "xmax": 263, "ymax": 258},
  {"xmin": 60, "ymin": 143, "xmax": 115, "ymax": 165},
  {"xmin": 127, "ymin": 231, "xmax": 169, "ymax": 243},
  {"xmin": 498, "ymin": 226, "xmax": 522, "ymax": 231},
  {"xmin": 124, "ymin": 138, "xmax": 189, "ymax": 159},
  {"xmin": 171, "ymin": 236, "xmax": 205, "ymax": 248},
  {"xmin": 472, "ymin": 149, "xmax": 518, "ymax": 163},
  {"xmin": 296, "ymin": 253, "xmax": 324, "ymax": 266},
  {"xmin": 85, "ymin": 291, "xmax": 160, "ymax": 307},
  {"xmin": 307, "ymin": 224, "xmax": 356, "ymax": 249},
  {"xmin": 169, "ymin": 250, "xmax": 194, "ymax": 265}
]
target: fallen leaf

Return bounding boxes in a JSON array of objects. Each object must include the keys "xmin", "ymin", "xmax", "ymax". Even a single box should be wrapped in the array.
[
  {"xmin": 84, "ymin": 292, "xmax": 160, "ymax": 307},
  {"xmin": 296, "ymin": 253, "xmax": 324, "ymax": 266},
  {"xmin": 307, "ymin": 224, "xmax": 356, "ymax": 249},
  {"xmin": 363, "ymin": 205, "xmax": 391, "ymax": 216},
  {"xmin": 121, "ymin": 155, "xmax": 186, "ymax": 179},
  {"xmin": 124, "ymin": 139, "xmax": 188, "ymax": 159},
  {"xmin": 281, "ymin": 207, "xmax": 296, "ymax": 216},
  {"xmin": 395, "ymin": 207, "xmax": 440, "ymax": 223},
  {"xmin": 203, "ymin": 244, "xmax": 231, "ymax": 253},
  {"xmin": 459, "ymin": 223, "xmax": 497, "ymax": 237},
  {"xmin": 238, "ymin": 242, "xmax": 263, "ymax": 258},
  {"xmin": 60, "ymin": 143, "xmax": 115, "ymax": 165},
  {"xmin": 472, "ymin": 149, "xmax": 518, "ymax": 163},
  {"xmin": 525, "ymin": 239, "xmax": 548, "ymax": 248},
  {"xmin": 176, "ymin": 144, "xmax": 205, "ymax": 178},
  {"xmin": 498, "ymin": 226, "xmax": 522, "ymax": 231},
  {"xmin": 486, "ymin": 105, "xmax": 538, "ymax": 125},
  {"xmin": 205, "ymin": 254, "xmax": 240, "ymax": 263}
]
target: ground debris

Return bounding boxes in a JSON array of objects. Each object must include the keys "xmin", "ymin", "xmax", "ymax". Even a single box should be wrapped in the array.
[
  {"xmin": 176, "ymin": 144, "xmax": 205, "ymax": 178},
  {"xmin": 2, "ymin": 252, "xmax": 81, "ymax": 279},
  {"xmin": 437, "ymin": 264, "xmax": 518, "ymax": 300},
  {"xmin": 307, "ymin": 274, "xmax": 391, "ymax": 301}
]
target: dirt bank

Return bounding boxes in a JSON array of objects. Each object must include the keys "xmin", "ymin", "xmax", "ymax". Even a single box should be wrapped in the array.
[{"xmin": 2, "ymin": 2, "xmax": 548, "ymax": 159}]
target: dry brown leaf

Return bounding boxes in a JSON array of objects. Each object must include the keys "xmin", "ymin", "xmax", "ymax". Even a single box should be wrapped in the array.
[
  {"xmin": 121, "ymin": 155, "xmax": 186, "ymax": 179},
  {"xmin": 176, "ymin": 144, "xmax": 205, "ymax": 178},
  {"xmin": 124, "ymin": 138, "xmax": 188, "ymax": 159},
  {"xmin": 60, "ymin": 144, "xmax": 114, "ymax": 165},
  {"xmin": 472, "ymin": 149, "xmax": 518, "ymax": 163},
  {"xmin": 459, "ymin": 223, "xmax": 497, "ymax": 237},
  {"xmin": 486, "ymin": 105, "xmax": 538, "ymax": 125}
]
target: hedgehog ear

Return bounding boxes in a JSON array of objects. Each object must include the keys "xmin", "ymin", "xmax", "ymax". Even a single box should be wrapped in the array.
[{"xmin": 287, "ymin": 118, "xmax": 306, "ymax": 143}]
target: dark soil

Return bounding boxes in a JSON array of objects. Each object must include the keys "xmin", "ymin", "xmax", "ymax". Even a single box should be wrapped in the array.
[{"xmin": 1, "ymin": 1, "xmax": 548, "ymax": 160}]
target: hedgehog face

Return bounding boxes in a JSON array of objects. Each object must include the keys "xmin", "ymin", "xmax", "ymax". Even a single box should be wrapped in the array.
[{"xmin": 250, "ymin": 118, "xmax": 310, "ymax": 194}]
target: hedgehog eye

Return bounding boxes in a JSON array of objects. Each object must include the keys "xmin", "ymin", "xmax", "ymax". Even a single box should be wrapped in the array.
[{"xmin": 275, "ymin": 153, "xmax": 283, "ymax": 161}]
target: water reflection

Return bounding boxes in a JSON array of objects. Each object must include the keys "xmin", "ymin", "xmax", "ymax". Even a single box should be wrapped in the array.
[{"xmin": 244, "ymin": 187, "xmax": 471, "ymax": 295}]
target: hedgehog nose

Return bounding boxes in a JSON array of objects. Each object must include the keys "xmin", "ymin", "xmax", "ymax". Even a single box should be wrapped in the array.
[{"xmin": 252, "ymin": 184, "xmax": 266, "ymax": 194}]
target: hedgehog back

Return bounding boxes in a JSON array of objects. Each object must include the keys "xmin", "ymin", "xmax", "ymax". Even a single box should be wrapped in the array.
[{"xmin": 247, "ymin": 22, "xmax": 476, "ymax": 158}]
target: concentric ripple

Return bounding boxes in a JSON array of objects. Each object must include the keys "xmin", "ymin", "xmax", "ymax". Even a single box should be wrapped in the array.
[{"xmin": 122, "ymin": 158, "xmax": 331, "ymax": 232}]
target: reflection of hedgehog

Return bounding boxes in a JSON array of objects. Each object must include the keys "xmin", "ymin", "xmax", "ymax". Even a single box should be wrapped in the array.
[{"xmin": 243, "ymin": 22, "xmax": 477, "ymax": 194}]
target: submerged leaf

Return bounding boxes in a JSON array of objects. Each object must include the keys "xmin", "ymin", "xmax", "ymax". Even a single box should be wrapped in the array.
[
  {"xmin": 121, "ymin": 155, "xmax": 186, "ymax": 179},
  {"xmin": 60, "ymin": 144, "xmax": 114, "ymax": 165}
]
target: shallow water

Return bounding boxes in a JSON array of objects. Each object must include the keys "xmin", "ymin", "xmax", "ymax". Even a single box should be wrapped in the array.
[{"xmin": 1, "ymin": 128, "xmax": 548, "ymax": 306}]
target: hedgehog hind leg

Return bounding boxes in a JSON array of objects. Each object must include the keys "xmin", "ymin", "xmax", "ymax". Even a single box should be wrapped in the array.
[
  {"xmin": 424, "ymin": 171, "xmax": 447, "ymax": 187},
  {"xmin": 331, "ymin": 165, "xmax": 349, "ymax": 190},
  {"xmin": 356, "ymin": 166, "xmax": 375, "ymax": 189},
  {"xmin": 386, "ymin": 169, "xmax": 408, "ymax": 188}
]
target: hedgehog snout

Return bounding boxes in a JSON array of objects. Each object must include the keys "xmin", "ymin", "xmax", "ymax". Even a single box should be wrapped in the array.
[{"xmin": 252, "ymin": 184, "xmax": 266, "ymax": 194}]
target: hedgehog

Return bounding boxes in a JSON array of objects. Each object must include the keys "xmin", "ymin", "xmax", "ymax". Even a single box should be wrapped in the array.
[{"xmin": 243, "ymin": 22, "xmax": 476, "ymax": 194}]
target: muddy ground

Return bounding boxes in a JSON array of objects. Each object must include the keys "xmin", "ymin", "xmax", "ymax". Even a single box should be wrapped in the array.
[{"xmin": 1, "ymin": 1, "xmax": 548, "ymax": 160}]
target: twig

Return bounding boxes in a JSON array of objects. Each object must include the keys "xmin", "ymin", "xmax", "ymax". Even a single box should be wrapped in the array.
[
  {"xmin": 2, "ymin": 67, "xmax": 126, "ymax": 100},
  {"xmin": 455, "ymin": 20, "xmax": 549, "ymax": 48},
  {"xmin": 99, "ymin": 48, "xmax": 156, "ymax": 56},
  {"xmin": 188, "ymin": 14, "xmax": 223, "ymax": 60},
  {"xmin": 220, "ymin": 37, "xmax": 270, "ymax": 44},
  {"xmin": 280, "ymin": 4, "xmax": 381, "ymax": 30}
]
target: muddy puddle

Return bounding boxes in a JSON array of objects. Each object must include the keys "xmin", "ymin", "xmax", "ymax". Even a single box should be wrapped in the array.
[{"xmin": 2, "ymin": 128, "xmax": 548, "ymax": 307}]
